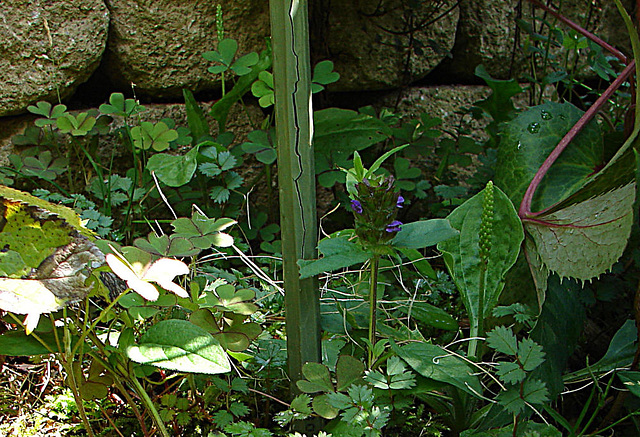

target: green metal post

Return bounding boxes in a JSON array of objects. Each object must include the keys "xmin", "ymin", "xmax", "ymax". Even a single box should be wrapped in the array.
[{"xmin": 269, "ymin": 0, "xmax": 322, "ymax": 388}]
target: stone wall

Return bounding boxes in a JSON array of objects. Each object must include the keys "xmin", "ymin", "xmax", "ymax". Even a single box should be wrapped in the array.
[{"xmin": 0, "ymin": 0, "xmax": 634, "ymax": 152}]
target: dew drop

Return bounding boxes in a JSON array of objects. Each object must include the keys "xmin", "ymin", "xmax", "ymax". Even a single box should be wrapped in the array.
[
  {"xmin": 527, "ymin": 122, "xmax": 540, "ymax": 134},
  {"xmin": 540, "ymin": 110, "xmax": 552, "ymax": 120},
  {"xmin": 517, "ymin": 142, "xmax": 522, "ymax": 150}
]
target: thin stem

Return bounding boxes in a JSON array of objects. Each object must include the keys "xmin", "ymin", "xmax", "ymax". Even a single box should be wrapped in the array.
[
  {"xmin": 368, "ymin": 255, "xmax": 380, "ymax": 368},
  {"xmin": 469, "ymin": 259, "xmax": 487, "ymax": 361},
  {"xmin": 527, "ymin": 0, "xmax": 627, "ymax": 62},
  {"xmin": 519, "ymin": 61, "xmax": 636, "ymax": 218},
  {"xmin": 130, "ymin": 371, "xmax": 171, "ymax": 437}
]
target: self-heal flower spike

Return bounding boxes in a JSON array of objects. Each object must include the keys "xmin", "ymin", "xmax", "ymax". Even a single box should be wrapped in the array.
[
  {"xmin": 351, "ymin": 199, "xmax": 363, "ymax": 214},
  {"xmin": 386, "ymin": 220, "xmax": 403, "ymax": 233}
]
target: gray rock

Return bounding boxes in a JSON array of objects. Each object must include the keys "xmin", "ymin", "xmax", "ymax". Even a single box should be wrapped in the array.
[
  {"xmin": 0, "ymin": 0, "xmax": 109, "ymax": 116},
  {"xmin": 103, "ymin": 0, "xmax": 270, "ymax": 98},
  {"xmin": 443, "ymin": 0, "xmax": 633, "ymax": 82},
  {"xmin": 321, "ymin": 0, "xmax": 459, "ymax": 91}
]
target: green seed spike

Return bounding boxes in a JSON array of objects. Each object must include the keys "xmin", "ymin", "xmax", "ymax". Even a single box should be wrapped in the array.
[{"xmin": 479, "ymin": 180, "xmax": 495, "ymax": 263}]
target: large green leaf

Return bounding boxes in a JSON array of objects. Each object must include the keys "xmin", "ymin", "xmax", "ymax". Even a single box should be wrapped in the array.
[
  {"xmin": 393, "ymin": 342, "xmax": 482, "ymax": 396},
  {"xmin": 495, "ymin": 101, "xmax": 603, "ymax": 211},
  {"xmin": 126, "ymin": 319, "xmax": 231, "ymax": 374},
  {"xmin": 437, "ymin": 185, "xmax": 524, "ymax": 333},
  {"xmin": 298, "ymin": 235, "xmax": 372, "ymax": 279},
  {"xmin": 391, "ymin": 219, "xmax": 459, "ymax": 249}
]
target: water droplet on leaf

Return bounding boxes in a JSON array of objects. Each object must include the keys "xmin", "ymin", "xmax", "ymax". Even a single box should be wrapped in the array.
[
  {"xmin": 527, "ymin": 122, "xmax": 540, "ymax": 134},
  {"xmin": 540, "ymin": 110, "xmax": 552, "ymax": 120}
]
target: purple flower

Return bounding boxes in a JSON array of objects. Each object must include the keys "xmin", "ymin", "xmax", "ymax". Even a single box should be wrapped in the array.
[
  {"xmin": 385, "ymin": 220, "xmax": 403, "ymax": 233},
  {"xmin": 396, "ymin": 195, "xmax": 404, "ymax": 208},
  {"xmin": 350, "ymin": 199, "xmax": 363, "ymax": 214}
]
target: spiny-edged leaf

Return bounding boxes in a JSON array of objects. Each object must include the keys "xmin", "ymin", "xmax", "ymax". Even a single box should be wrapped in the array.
[
  {"xmin": 298, "ymin": 235, "xmax": 372, "ymax": 279},
  {"xmin": 525, "ymin": 183, "xmax": 634, "ymax": 282},
  {"xmin": 517, "ymin": 337, "xmax": 545, "ymax": 371},
  {"xmin": 495, "ymin": 101, "xmax": 603, "ymax": 211},
  {"xmin": 125, "ymin": 319, "xmax": 231, "ymax": 374},
  {"xmin": 212, "ymin": 410, "xmax": 234, "ymax": 428},
  {"xmin": 496, "ymin": 362, "xmax": 526, "ymax": 384},
  {"xmin": 146, "ymin": 147, "xmax": 199, "ymax": 187},
  {"xmin": 297, "ymin": 362, "xmax": 334, "ymax": 393},
  {"xmin": 437, "ymin": 185, "xmax": 523, "ymax": 334},
  {"xmin": 224, "ymin": 171, "xmax": 243, "ymax": 190},
  {"xmin": 393, "ymin": 342, "xmax": 482, "ymax": 396},
  {"xmin": 391, "ymin": 219, "xmax": 459, "ymax": 250},
  {"xmin": 486, "ymin": 326, "xmax": 519, "ymax": 356},
  {"xmin": 335, "ymin": 355, "xmax": 365, "ymax": 391}
]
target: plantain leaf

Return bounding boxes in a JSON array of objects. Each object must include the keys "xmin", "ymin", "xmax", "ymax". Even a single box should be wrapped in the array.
[{"xmin": 437, "ymin": 185, "xmax": 524, "ymax": 332}]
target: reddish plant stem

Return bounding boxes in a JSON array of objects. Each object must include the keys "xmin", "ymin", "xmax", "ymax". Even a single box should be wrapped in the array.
[
  {"xmin": 527, "ymin": 0, "xmax": 628, "ymax": 62},
  {"xmin": 519, "ymin": 60, "xmax": 636, "ymax": 218}
]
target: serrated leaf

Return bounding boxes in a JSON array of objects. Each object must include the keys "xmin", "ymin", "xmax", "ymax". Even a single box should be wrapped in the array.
[
  {"xmin": 522, "ymin": 378, "xmax": 549, "ymax": 405},
  {"xmin": 517, "ymin": 337, "xmax": 545, "ymax": 371},
  {"xmin": 496, "ymin": 362, "xmax": 527, "ymax": 384},
  {"xmin": 291, "ymin": 394, "xmax": 313, "ymax": 414},
  {"xmin": 486, "ymin": 326, "xmax": 519, "ymax": 356},
  {"xmin": 496, "ymin": 387, "xmax": 526, "ymax": 415},
  {"xmin": 524, "ymin": 183, "xmax": 634, "ymax": 282}
]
